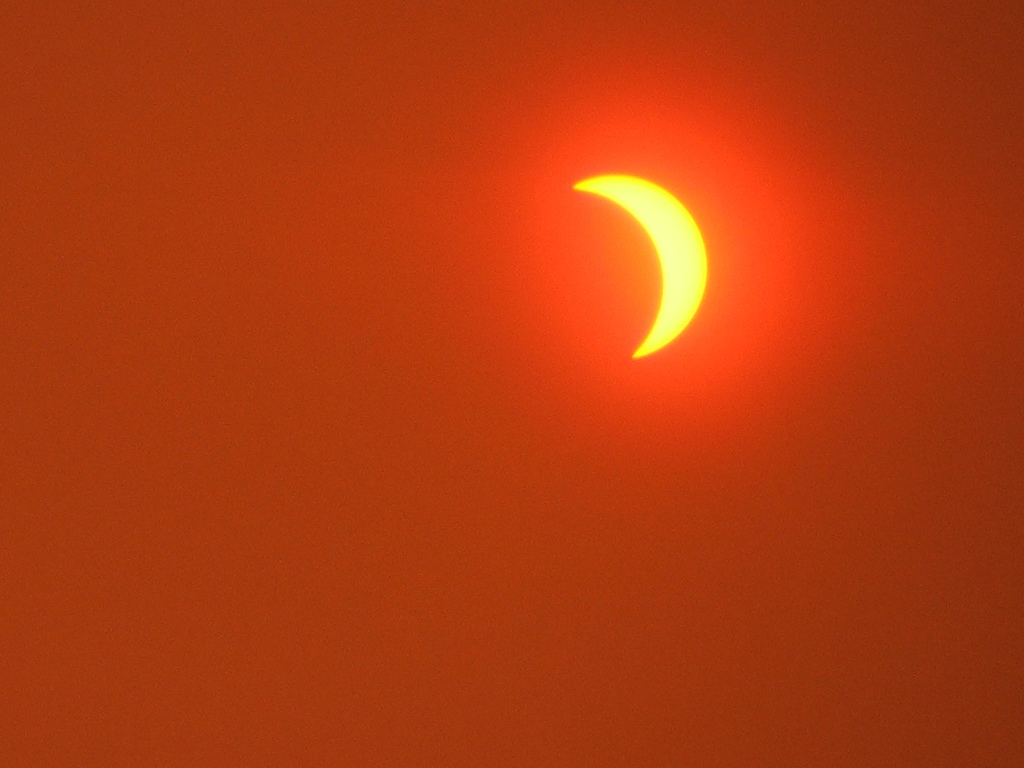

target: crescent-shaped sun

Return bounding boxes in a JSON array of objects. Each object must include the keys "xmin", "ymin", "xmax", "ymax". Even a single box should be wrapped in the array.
[{"xmin": 574, "ymin": 175, "xmax": 707, "ymax": 358}]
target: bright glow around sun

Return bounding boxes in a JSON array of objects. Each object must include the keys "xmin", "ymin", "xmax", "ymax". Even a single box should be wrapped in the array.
[{"xmin": 574, "ymin": 175, "xmax": 707, "ymax": 358}]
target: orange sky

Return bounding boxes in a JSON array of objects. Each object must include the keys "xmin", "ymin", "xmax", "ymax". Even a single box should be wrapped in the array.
[{"xmin": 3, "ymin": 2, "xmax": 1022, "ymax": 765}]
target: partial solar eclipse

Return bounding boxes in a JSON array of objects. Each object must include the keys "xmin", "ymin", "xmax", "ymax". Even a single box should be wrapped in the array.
[{"xmin": 574, "ymin": 175, "xmax": 707, "ymax": 358}]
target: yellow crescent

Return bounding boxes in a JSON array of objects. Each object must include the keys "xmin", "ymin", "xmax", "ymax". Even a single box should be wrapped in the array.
[{"xmin": 574, "ymin": 175, "xmax": 707, "ymax": 358}]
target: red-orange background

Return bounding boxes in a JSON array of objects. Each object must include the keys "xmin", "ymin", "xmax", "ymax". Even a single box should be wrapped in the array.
[{"xmin": 2, "ymin": 2, "xmax": 1022, "ymax": 765}]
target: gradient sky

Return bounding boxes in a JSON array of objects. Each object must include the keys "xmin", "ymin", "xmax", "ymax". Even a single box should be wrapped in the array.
[{"xmin": 3, "ymin": 2, "xmax": 1022, "ymax": 765}]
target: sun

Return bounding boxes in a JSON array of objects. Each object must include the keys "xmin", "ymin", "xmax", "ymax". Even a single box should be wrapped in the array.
[{"xmin": 574, "ymin": 175, "xmax": 707, "ymax": 358}]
